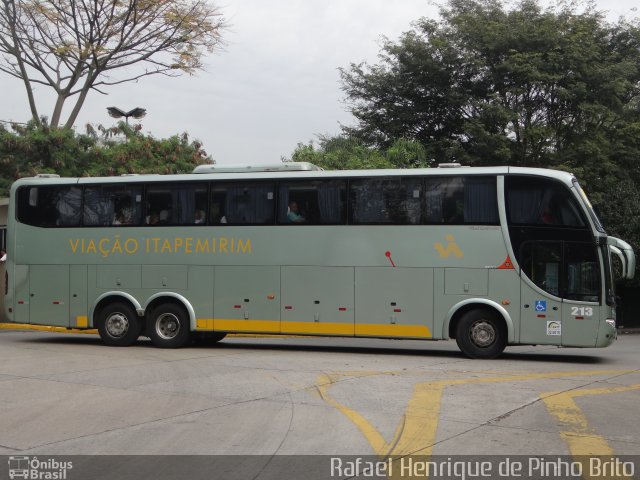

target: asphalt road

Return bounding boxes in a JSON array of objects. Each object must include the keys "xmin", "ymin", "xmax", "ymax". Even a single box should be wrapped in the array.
[{"xmin": 0, "ymin": 329, "xmax": 638, "ymax": 475}]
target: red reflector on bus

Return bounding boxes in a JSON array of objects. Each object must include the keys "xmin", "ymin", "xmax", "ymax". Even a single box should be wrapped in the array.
[
  {"xmin": 575, "ymin": 316, "xmax": 585, "ymax": 320},
  {"xmin": 498, "ymin": 256, "xmax": 515, "ymax": 269},
  {"xmin": 338, "ymin": 307, "xmax": 347, "ymax": 311},
  {"xmin": 537, "ymin": 314, "xmax": 546, "ymax": 318},
  {"xmin": 53, "ymin": 301, "xmax": 60, "ymax": 305},
  {"xmin": 18, "ymin": 301, "xmax": 24, "ymax": 305},
  {"xmin": 393, "ymin": 309, "xmax": 402, "ymax": 313},
  {"xmin": 285, "ymin": 306, "xmax": 293, "ymax": 310},
  {"xmin": 233, "ymin": 305, "xmax": 242, "ymax": 309}
]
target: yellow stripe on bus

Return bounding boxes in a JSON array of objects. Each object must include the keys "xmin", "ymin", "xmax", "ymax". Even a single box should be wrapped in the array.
[
  {"xmin": 196, "ymin": 319, "xmax": 213, "ymax": 331},
  {"xmin": 3, "ymin": 321, "xmax": 431, "ymax": 339},
  {"xmin": 197, "ymin": 319, "xmax": 432, "ymax": 338},
  {"xmin": 214, "ymin": 319, "xmax": 280, "ymax": 333},
  {"xmin": 355, "ymin": 324, "xmax": 431, "ymax": 338},
  {"xmin": 281, "ymin": 321, "xmax": 354, "ymax": 336}
]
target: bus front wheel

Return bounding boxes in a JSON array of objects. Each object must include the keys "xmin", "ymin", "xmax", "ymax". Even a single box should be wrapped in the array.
[
  {"xmin": 97, "ymin": 302, "xmax": 142, "ymax": 347},
  {"xmin": 455, "ymin": 309, "xmax": 507, "ymax": 359},
  {"xmin": 148, "ymin": 303, "xmax": 191, "ymax": 348}
]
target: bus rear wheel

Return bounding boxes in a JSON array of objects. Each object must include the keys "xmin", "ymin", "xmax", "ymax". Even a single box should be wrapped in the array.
[
  {"xmin": 148, "ymin": 303, "xmax": 191, "ymax": 348},
  {"xmin": 97, "ymin": 302, "xmax": 142, "ymax": 347},
  {"xmin": 455, "ymin": 309, "xmax": 507, "ymax": 359}
]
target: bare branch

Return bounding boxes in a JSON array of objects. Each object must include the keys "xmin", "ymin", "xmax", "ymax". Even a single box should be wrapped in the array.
[{"xmin": 0, "ymin": 0, "xmax": 226, "ymax": 127}]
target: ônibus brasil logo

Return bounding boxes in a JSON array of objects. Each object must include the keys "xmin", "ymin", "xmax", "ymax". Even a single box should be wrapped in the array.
[{"xmin": 8, "ymin": 456, "xmax": 73, "ymax": 480}]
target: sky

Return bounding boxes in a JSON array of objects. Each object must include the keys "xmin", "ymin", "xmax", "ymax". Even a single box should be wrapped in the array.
[{"xmin": 1, "ymin": 0, "xmax": 638, "ymax": 165}]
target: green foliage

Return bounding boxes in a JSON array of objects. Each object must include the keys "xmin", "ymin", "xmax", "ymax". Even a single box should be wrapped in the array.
[
  {"xmin": 0, "ymin": 121, "xmax": 211, "ymax": 196},
  {"xmin": 289, "ymin": 136, "xmax": 430, "ymax": 170},
  {"xmin": 342, "ymin": 0, "xmax": 640, "ymax": 167}
]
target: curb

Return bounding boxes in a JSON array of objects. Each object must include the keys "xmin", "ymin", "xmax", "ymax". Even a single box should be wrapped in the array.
[{"xmin": 618, "ymin": 327, "xmax": 640, "ymax": 335}]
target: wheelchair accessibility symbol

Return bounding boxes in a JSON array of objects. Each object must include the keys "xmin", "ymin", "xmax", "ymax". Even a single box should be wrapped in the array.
[{"xmin": 535, "ymin": 300, "xmax": 547, "ymax": 312}]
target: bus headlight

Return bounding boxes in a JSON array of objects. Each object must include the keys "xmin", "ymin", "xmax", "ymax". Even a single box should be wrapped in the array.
[{"xmin": 605, "ymin": 319, "xmax": 616, "ymax": 328}]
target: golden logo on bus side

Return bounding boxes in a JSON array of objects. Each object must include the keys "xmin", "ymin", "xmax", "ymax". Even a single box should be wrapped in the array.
[
  {"xmin": 434, "ymin": 235, "xmax": 464, "ymax": 258},
  {"xmin": 68, "ymin": 236, "xmax": 253, "ymax": 258}
]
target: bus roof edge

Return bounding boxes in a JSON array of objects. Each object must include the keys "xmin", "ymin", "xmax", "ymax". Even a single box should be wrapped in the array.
[{"xmin": 192, "ymin": 162, "xmax": 323, "ymax": 174}]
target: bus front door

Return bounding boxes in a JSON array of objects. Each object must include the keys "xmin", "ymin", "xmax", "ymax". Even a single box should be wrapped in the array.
[
  {"xmin": 559, "ymin": 242, "xmax": 602, "ymax": 347},
  {"xmin": 520, "ymin": 285, "xmax": 562, "ymax": 345},
  {"xmin": 518, "ymin": 241, "xmax": 563, "ymax": 345}
]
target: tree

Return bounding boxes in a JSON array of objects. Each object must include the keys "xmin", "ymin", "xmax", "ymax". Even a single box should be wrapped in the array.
[
  {"xmin": 0, "ymin": 0, "xmax": 225, "ymax": 129},
  {"xmin": 340, "ymin": 0, "xmax": 640, "ymax": 169},
  {"xmin": 288, "ymin": 136, "xmax": 429, "ymax": 170},
  {"xmin": 0, "ymin": 121, "xmax": 211, "ymax": 196}
]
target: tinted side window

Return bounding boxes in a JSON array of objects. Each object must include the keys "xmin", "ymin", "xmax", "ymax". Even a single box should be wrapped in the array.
[
  {"xmin": 425, "ymin": 177, "xmax": 498, "ymax": 224},
  {"xmin": 520, "ymin": 241, "xmax": 600, "ymax": 301},
  {"xmin": 84, "ymin": 185, "xmax": 143, "ymax": 226},
  {"xmin": 17, "ymin": 185, "xmax": 82, "ymax": 227},
  {"xmin": 350, "ymin": 178, "xmax": 422, "ymax": 225},
  {"xmin": 506, "ymin": 177, "xmax": 586, "ymax": 227},
  {"xmin": 520, "ymin": 241, "xmax": 562, "ymax": 297},
  {"xmin": 565, "ymin": 242, "xmax": 600, "ymax": 302},
  {"xmin": 146, "ymin": 183, "xmax": 207, "ymax": 225},
  {"xmin": 277, "ymin": 180, "xmax": 346, "ymax": 225},
  {"xmin": 210, "ymin": 182, "xmax": 275, "ymax": 225}
]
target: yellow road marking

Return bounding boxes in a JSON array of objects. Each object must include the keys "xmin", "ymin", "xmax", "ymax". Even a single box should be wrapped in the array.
[
  {"xmin": 318, "ymin": 370, "xmax": 635, "ymax": 460},
  {"xmin": 542, "ymin": 384, "xmax": 640, "ymax": 479}
]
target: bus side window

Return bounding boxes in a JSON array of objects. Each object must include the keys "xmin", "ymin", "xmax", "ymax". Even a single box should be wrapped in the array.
[
  {"xmin": 350, "ymin": 178, "xmax": 421, "ymax": 225},
  {"xmin": 210, "ymin": 188, "xmax": 228, "ymax": 224},
  {"xmin": 520, "ymin": 241, "xmax": 600, "ymax": 301},
  {"xmin": 565, "ymin": 242, "xmax": 600, "ymax": 302},
  {"xmin": 84, "ymin": 185, "xmax": 143, "ymax": 226},
  {"xmin": 17, "ymin": 186, "xmax": 81, "ymax": 227},
  {"xmin": 506, "ymin": 177, "xmax": 586, "ymax": 227},
  {"xmin": 277, "ymin": 180, "xmax": 346, "ymax": 225},
  {"xmin": 425, "ymin": 177, "xmax": 498, "ymax": 225},
  {"xmin": 520, "ymin": 241, "xmax": 562, "ymax": 297},
  {"xmin": 56, "ymin": 187, "xmax": 82, "ymax": 226},
  {"xmin": 146, "ymin": 183, "xmax": 207, "ymax": 226},
  {"xmin": 212, "ymin": 182, "xmax": 275, "ymax": 225}
]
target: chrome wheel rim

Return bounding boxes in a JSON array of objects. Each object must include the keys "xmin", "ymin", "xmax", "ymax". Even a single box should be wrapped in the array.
[
  {"xmin": 156, "ymin": 313, "xmax": 181, "ymax": 340},
  {"xmin": 105, "ymin": 312, "xmax": 129, "ymax": 338},
  {"xmin": 469, "ymin": 320, "xmax": 495, "ymax": 347}
]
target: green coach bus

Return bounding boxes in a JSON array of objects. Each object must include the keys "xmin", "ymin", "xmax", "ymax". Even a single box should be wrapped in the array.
[{"xmin": 3, "ymin": 163, "xmax": 635, "ymax": 358}]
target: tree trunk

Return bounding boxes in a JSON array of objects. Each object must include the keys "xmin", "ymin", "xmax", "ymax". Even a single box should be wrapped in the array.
[
  {"xmin": 50, "ymin": 94, "xmax": 67, "ymax": 128},
  {"xmin": 63, "ymin": 72, "xmax": 97, "ymax": 130}
]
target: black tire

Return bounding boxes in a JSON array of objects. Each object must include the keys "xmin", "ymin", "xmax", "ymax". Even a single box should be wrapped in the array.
[
  {"xmin": 147, "ymin": 303, "xmax": 191, "ymax": 348},
  {"xmin": 455, "ymin": 309, "xmax": 507, "ymax": 359},
  {"xmin": 193, "ymin": 332, "xmax": 227, "ymax": 345},
  {"xmin": 97, "ymin": 302, "xmax": 142, "ymax": 347}
]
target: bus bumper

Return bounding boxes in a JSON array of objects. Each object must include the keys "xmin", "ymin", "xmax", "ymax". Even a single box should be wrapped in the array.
[{"xmin": 595, "ymin": 319, "xmax": 617, "ymax": 347}]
